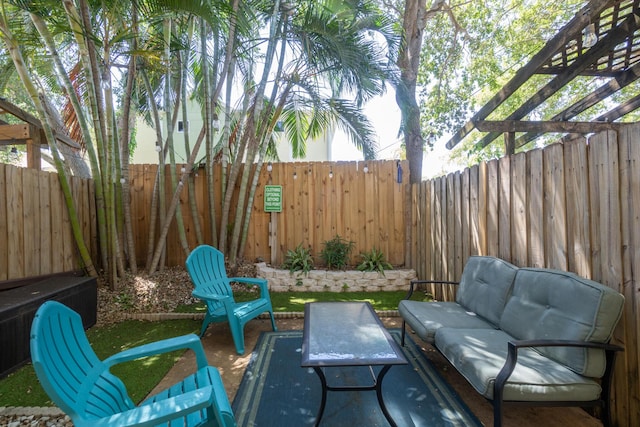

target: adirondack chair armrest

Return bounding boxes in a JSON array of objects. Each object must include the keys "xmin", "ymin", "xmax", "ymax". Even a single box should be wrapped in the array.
[
  {"xmin": 192, "ymin": 289, "xmax": 233, "ymax": 303},
  {"xmin": 229, "ymin": 277, "xmax": 269, "ymax": 297},
  {"xmin": 88, "ymin": 386, "xmax": 222, "ymax": 427},
  {"xmin": 404, "ymin": 279, "xmax": 459, "ymax": 299},
  {"xmin": 103, "ymin": 333, "xmax": 209, "ymax": 369}
]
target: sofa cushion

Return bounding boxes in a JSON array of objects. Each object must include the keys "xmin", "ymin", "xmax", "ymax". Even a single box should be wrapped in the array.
[
  {"xmin": 435, "ymin": 328, "xmax": 602, "ymax": 401},
  {"xmin": 499, "ymin": 268, "xmax": 624, "ymax": 377},
  {"xmin": 398, "ymin": 300, "xmax": 495, "ymax": 343},
  {"xmin": 455, "ymin": 256, "xmax": 518, "ymax": 326}
]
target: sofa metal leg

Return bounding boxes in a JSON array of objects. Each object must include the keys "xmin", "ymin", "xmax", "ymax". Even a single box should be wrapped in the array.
[
  {"xmin": 493, "ymin": 400, "xmax": 503, "ymax": 427},
  {"xmin": 401, "ymin": 321, "xmax": 406, "ymax": 346}
]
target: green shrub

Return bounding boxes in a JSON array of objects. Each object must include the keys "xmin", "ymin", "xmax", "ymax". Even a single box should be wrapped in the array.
[
  {"xmin": 282, "ymin": 244, "xmax": 314, "ymax": 274},
  {"xmin": 320, "ymin": 235, "xmax": 355, "ymax": 270},
  {"xmin": 357, "ymin": 247, "xmax": 393, "ymax": 273}
]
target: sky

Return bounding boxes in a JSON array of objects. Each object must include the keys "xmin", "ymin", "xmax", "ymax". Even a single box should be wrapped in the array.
[{"xmin": 330, "ymin": 89, "xmax": 460, "ymax": 179}]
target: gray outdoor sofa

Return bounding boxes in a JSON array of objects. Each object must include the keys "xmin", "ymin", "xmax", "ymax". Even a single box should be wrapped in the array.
[{"xmin": 398, "ymin": 256, "xmax": 625, "ymax": 427}]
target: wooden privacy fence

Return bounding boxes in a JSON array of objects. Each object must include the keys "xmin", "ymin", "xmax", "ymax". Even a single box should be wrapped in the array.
[
  {"xmin": 410, "ymin": 125, "xmax": 640, "ymax": 426},
  {"xmin": 128, "ymin": 160, "xmax": 411, "ymax": 268},
  {"xmin": 0, "ymin": 164, "xmax": 96, "ymax": 281},
  {"xmin": 3, "ymin": 128, "xmax": 640, "ymax": 424},
  {"xmin": 1, "ymin": 160, "xmax": 410, "ymax": 281}
]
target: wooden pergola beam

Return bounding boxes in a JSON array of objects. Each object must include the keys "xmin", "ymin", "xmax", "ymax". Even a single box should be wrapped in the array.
[
  {"xmin": 475, "ymin": 10, "xmax": 640, "ymax": 149},
  {"xmin": 0, "ymin": 98, "xmax": 80, "ymax": 149},
  {"xmin": 559, "ymin": 95, "xmax": 640, "ymax": 143},
  {"xmin": 475, "ymin": 120, "xmax": 629, "ymax": 133},
  {"xmin": 0, "ymin": 124, "xmax": 29, "ymax": 140},
  {"xmin": 597, "ymin": 93, "xmax": 640, "ymax": 121},
  {"xmin": 444, "ymin": 0, "xmax": 612, "ymax": 149},
  {"xmin": 515, "ymin": 61, "xmax": 640, "ymax": 147}
]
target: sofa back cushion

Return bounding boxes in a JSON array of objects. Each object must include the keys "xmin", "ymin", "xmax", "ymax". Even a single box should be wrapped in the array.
[
  {"xmin": 456, "ymin": 256, "xmax": 518, "ymax": 326},
  {"xmin": 500, "ymin": 268, "xmax": 624, "ymax": 377}
]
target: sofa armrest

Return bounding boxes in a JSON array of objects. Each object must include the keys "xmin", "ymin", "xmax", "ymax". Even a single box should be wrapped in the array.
[
  {"xmin": 495, "ymin": 339, "xmax": 624, "ymax": 402},
  {"xmin": 404, "ymin": 279, "xmax": 459, "ymax": 299}
]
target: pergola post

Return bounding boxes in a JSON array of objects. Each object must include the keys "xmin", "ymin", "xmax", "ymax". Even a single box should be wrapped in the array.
[{"xmin": 26, "ymin": 125, "xmax": 42, "ymax": 170}]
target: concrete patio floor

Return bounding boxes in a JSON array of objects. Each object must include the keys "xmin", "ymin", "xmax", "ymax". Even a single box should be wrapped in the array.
[{"xmin": 153, "ymin": 316, "xmax": 603, "ymax": 427}]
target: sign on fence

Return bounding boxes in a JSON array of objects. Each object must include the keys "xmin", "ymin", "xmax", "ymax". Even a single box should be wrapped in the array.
[{"xmin": 264, "ymin": 185, "xmax": 283, "ymax": 212}]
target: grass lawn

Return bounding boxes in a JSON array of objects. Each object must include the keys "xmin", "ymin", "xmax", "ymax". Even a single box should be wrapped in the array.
[
  {"xmin": 0, "ymin": 319, "xmax": 200, "ymax": 407},
  {"xmin": 0, "ymin": 291, "xmax": 422, "ymax": 408},
  {"xmin": 175, "ymin": 290, "xmax": 413, "ymax": 313}
]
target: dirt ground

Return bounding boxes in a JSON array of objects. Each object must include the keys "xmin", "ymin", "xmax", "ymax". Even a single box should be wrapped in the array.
[{"xmin": 154, "ymin": 316, "xmax": 603, "ymax": 427}]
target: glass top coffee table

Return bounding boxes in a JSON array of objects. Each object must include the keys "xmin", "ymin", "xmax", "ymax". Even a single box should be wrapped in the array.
[{"xmin": 301, "ymin": 301, "xmax": 408, "ymax": 426}]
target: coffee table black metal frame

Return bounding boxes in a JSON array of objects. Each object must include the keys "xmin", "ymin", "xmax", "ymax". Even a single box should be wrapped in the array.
[{"xmin": 301, "ymin": 301, "xmax": 408, "ymax": 427}]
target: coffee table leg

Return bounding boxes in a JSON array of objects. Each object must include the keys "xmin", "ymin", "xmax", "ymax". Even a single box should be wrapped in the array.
[
  {"xmin": 313, "ymin": 367, "xmax": 328, "ymax": 427},
  {"xmin": 376, "ymin": 365, "xmax": 397, "ymax": 427}
]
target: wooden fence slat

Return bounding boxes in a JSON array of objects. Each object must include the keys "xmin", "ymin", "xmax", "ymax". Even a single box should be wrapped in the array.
[
  {"xmin": 453, "ymin": 172, "xmax": 463, "ymax": 279},
  {"xmin": 511, "ymin": 152, "xmax": 527, "ymax": 267},
  {"xmin": 378, "ymin": 162, "xmax": 391, "ymax": 260},
  {"xmin": 49, "ymin": 172, "xmax": 64, "ymax": 274},
  {"xmin": 460, "ymin": 168, "xmax": 470, "ymax": 266},
  {"xmin": 601, "ymin": 132, "xmax": 623, "ymax": 289},
  {"xmin": 477, "ymin": 163, "xmax": 488, "ymax": 256},
  {"xmin": 0, "ymin": 164, "xmax": 7, "ymax": 280},
  {"xmin": 428, "ymin": 180, "xmax": 436, "ymax": 280},
  {"xmin": 564, "ymin": 137, "xmax": 591, "ymax": 277},
  {"xmin": 411, "ymin": 184, "xmax": 420, "ymax": 274},
  {"xmin": 498, "ymin": 156, "xmax": 511, "ymax": 261},
  {"xmin": 469, "ymin": 165, "xmax": 481, "ymax": 256},
  {"xmin": 434, "ymin": 178, "xmax": 443, "ymax": 282},
  {"xmin": 446, "ymin": 174, "xmax": 455, "ymax": 284},
  {"xmin": 617, "ymin": 124, "xmax": 640, "ymax": 425},
  {"xmin": 302, "ymin": 164, "xmax": 313, "ymax": 251},
  {"xmin": 394, "ymin": 164, "xmax": 406, "ymax": 267},
  {"xmin": 6, "ymin": 166, "xmax": 24, "ymax": 278},
  {"xmin": 22, "ymin": 168, "xmax": 39, "ymax": 276},
  {"xmin": 363, "ymin": 162, "xmax": 375, "ymax": 257},
  {"xmin": 62, "ymin": 177, "xmax": 76, "ymax": 271},
  {"xmin": 486, "ymin": 160, "xmax": 499, "ymax": 257},
  {"xmin": 543, "ymin": 144, "xmax": 567, "ymax": 270},
  {"xmin": 528, "ymin": 149, "xmax": 544, "ymax": 267},
  {"xmin": 588, "ymin": 132, "xmax": 618, "ymax": 284}
]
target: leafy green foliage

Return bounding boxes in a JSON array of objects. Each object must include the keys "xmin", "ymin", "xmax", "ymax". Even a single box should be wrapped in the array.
[
  {"xmin": 320, "ymin": 235, "xmax": 355, "ymax": 269},
  {"xmin": 357, "ymin": 247, "xmax": 393, "ymax": 273},
  {"xmin": 282, "ymin": 243, "xmax": 314, "ymax": 274},
  {"xmin": 414, "ymin": 0, "xmax": 585, "ymax": 160}
]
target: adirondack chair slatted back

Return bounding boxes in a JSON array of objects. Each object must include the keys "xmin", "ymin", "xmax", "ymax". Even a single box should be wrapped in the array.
[
  {"xmin": 187, "ymin": 245, "xmax": 234, "ymax": 311},
  {"xmin": 186, "ymin": 245, "xmax": 277, "ymax": 354},
  {"xmin": 30, "ymin": 301, "xmax": 135, "ymax": 422}
]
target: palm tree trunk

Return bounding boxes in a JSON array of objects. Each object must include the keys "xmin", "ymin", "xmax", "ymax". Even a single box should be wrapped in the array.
[
  {"xmin": 61, "ymin": 0, "xmax": 111, "ymax": 276},
  {"xmin": 119, "ymin": 5, "xmax": 138, "ymax": 273},
  {"xmin": 147, "ymin": 127, "xmax": 209, "ymax": 274},
  {"xmin": 141, "ymin": 69, "xmax": 164, "ymax": 269},
  {"xmin": 163, "ymin": 18, "xmax": 191, "ymax": 258},
  {"xmin": 181, "ymin": 19, "xmax": 203, "ymax": 245},
  {"xmin": 200, "ymin": 17, "xmax": 218, "ymax": 247},
  {"xmin": 75, "ymin": 0, "xmax": 118, "ymax": 283},
  {"xmin": 218, "ymin": 113, "xmax": 252, "ymax": 254}
]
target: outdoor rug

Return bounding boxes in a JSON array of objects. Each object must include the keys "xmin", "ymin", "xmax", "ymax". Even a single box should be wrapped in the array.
[{"xmin": 231, "ymin": 330, "xmax": 482, "ymax": 426}]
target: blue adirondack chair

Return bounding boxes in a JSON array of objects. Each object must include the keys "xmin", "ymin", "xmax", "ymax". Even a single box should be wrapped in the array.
[
  {"xmin": 30, "ymin": 300, "xmax": 237, "ymax": 427},
  {"xmin": 186, "ymin": 245, "xmax": 277, "ymax": 355}
]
